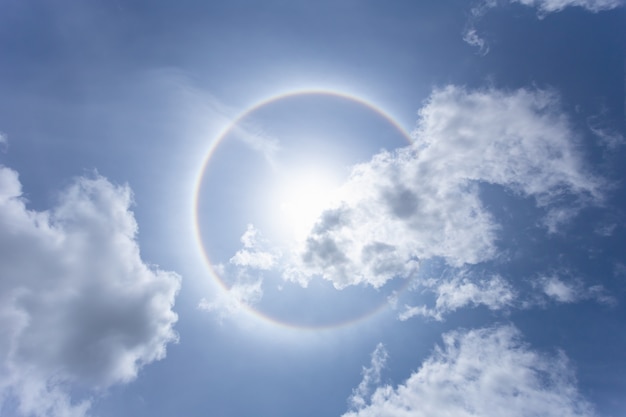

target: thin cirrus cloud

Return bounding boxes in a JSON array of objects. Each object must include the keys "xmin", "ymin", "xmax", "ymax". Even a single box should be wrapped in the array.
[
  {"xmin": 343, "ymin": 325, "xmax": 596, "ymax": 417},
  {"xmin": 0, "ymin": 165, "xmax": 181, "ymax": 417},
  {"xmin": 513, "ymin": 0, "xmax": 624, "ymax": 13},
  {"xmin": 534, "ymin": 274, "xmax": 617, "ymax": 306},
  {"xmin": 464, "ymin": 0, "xmax": 624, "ymax": 53}
]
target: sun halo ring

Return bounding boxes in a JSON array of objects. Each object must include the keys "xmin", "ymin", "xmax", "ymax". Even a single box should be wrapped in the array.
[{"xmin": 193, "ymin": 88, "xmax": 414, "ymax": 331}]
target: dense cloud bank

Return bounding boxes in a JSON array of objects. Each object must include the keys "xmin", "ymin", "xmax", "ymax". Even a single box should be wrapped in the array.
[{"xmin": 0, "ymin": 166, "xmax": 180, "ymax": 417}]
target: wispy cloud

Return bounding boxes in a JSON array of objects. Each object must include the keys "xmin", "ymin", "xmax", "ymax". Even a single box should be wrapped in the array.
[
  {"xmin": 400, "ymin": 273, "xmax": 516, "ymax": 321},
  {"xmin": 463, "ymin": 0, "xmax": 498, "ymax": 55},
  {"xmin": 198, "ymin": 279, "xmax": 264, "ymax": 321},
  {"xmin": 349, "ymin": 343, "xmax": 389, "ymax": 410},
  {"xmin": 342, "ymin": 325, "xmax": 596, "ymax": 417},
  {"xmin": 229, "ymin": 123, "xmax": 282, "ymax": 166},
  {"xmin": 199, "ymin": 225, "xmax": 280, "ymax": 320},
  {"xmin": 513, "ymin": 0, "xmax": 624, "ymax": 14},
  {"xmin": 463, "ymin": 0, "xmax": 624, "ymax": 53},
  {"xmin": 534, "ymin": 274, "xmax": 617, "ymax": 306},
  {"xmin": 0, "ymin": 166, "xmax": 180, "ymax": 417}
]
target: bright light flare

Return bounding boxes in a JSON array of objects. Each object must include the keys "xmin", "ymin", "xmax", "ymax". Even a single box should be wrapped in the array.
[{"xmin": 272, "ymin": 165, "xmax": 343, "ymax": 242}]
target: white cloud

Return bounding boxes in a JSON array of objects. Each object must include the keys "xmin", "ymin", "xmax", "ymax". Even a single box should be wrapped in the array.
[
  {"xmin": 463, "ymin": 0, "xmax": 498, "ymax": 54},
  {"xmin": 535, "ymin": 274, "xmax": 617, "ymax": 306},
  {"xmin": 342, "ymin": 325, "xmax": 596, "ymax": 417},
  {"xmin": 231, "ymin": 123, "xmax": 281, "ymax": 166},
  {"xmin": 349, "ymin": 343, "xmax": 388, "ymax": 410},
  {"xmin": 0, "ymin": 166, "xmax": 181, "ymax": 417},
  {"xmin": 198, "ymin": 279, "xmax": 264, "ymax": 321},
  {"xmin": 463, "ymin": 0, "xmax": 623, "ymax": 52},
  {"xmin": 400, "ymin": 274, "xmax": 516, "ymax": 321},
  {"xmin": 588, "ymin": 112, "xmax": 626, "ymax": 151},
  {"xmin": 229, "ymin": 224, "xmax": 280, "ymax": 270},
  {"xmin": 513, "ymin": 0, "xmax": 624, "ymax": 14},
  {"xmin": 200, "ymin": 225, "xmax": 280, "ymax": 320},
  {"xmin": 291, "ymin": 86, "xmax": 603, "ymax": 290},
  {"xmin": 462, "ymin": 28, "xmax": 490, "ymax": 55}
]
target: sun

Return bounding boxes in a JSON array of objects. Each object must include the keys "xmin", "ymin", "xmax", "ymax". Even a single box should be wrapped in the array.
[{"xmin": 271, "ymin": 164, "xmax": 343, "ymax": 242}]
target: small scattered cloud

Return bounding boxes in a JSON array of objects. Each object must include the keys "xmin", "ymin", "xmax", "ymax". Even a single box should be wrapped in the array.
[
  {"xmin": 349, "ymin": 343, "xmax": 389, "ymax": 411},
  {"xmin": 463, "ymin": 0, "xmax": 623, "ymax": 52},
  {"xmin": 400, "ymin": 273, "xmax": 516, "ymax": 321},
  {"xmin": 594, "ymin": 222, "xmax": 617, "ymax": 236},
  {"xmin": 587, "ymin": 112, "xmax": 626, "ymax": 151},
  {"xmin": 198, "ymin": 279, "xmax": 264, "ymax": 321},
  {"xmin": 0, "ymin": 132, "xmax": 7, "ymax": 152},
  {"xmin": 534, "ymin": 274, "xmax": 617, "ymax": 306},
  {"xmin": 463, "ymin": 28, "xmax": 491, "ymax": 55},
  {"xmin": 342, "ymin": 325, "xmax": 596, "ymax": 417},
  {"xmin": 0, "ymin": 166, "xmax": 181, "ymax": 417},
  {"xmin": 463, "ymin": 0, "xmax": 499, "ymax": 55},
  {"xmin": 513, "ymin": 0, "xmax": 624, "ymax": 14},
  {"xmin": 541, "ymin": 205, "xmax": 582, "ymax": 234},
  {"xmin": 229, "ymin": 224, "xmax": 280, "ymax": 270}
]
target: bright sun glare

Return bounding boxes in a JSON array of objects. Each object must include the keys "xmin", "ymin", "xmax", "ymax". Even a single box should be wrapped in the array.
[{"xmin": 273, "ymin": 166, "xmax": 342, "ymax": 242}]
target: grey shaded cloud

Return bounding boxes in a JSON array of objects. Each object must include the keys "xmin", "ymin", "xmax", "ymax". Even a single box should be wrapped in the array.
[
  {"xmin": 0, "ymin": 166, "xmax": 180, "ymax": 417},
  {"xmin": 291, "ymin": 86, "xmax": 604, "ymax": 290}
]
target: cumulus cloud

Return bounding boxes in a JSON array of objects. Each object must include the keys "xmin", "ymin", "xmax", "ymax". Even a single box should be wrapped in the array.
[
  {"xmin": 289, "ymin": 86, "xmax": 604, "ymax": 290},
  {"xmin": 0, "ymin": 166, "xmax": 181, "ymax": 417},
  {"xmin": 203, "ymin": 86, "xmax": 606, "ymax": 323},
  {"xmin": 229, "ymin": 224, "xmax": 280, "ymax": 270},
  {"xmin": 343, "ymin": 325, "xmax": 596, "ymax": 417},
  {"xmin": 400, "ymin": 273, "xmax": 516, "ymax": 321}
]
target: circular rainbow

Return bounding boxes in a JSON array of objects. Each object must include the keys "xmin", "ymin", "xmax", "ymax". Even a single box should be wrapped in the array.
[{"xmin": 193, "ymin": 88, "xmax": 414, "ymax": 331}]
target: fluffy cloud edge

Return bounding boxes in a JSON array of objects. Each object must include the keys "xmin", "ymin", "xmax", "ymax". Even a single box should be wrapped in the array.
[
  {"xmin": 0, "ymin": 165, "xmax": 181, "ymax": 417},
  {"xmin": 343, "ymin": 325, "xmax": 596, "ymax": 417}
]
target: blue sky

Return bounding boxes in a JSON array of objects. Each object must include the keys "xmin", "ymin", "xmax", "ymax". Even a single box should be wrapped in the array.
[{"xmin": 0, "ymin": 1, "xmax": 625, "ymax": 417}]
